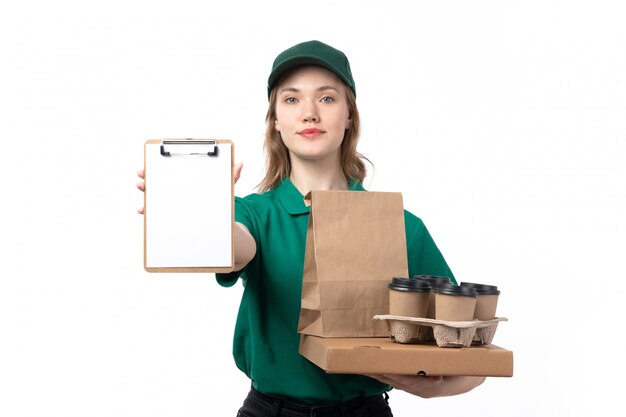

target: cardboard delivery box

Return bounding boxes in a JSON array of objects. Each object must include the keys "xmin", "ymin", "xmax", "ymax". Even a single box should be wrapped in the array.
[{"xmin": 300, "ymin": 335, "xmax": 513, "ymax": 377}]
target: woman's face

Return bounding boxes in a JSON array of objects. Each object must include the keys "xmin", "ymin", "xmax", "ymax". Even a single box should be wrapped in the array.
[{"xmin": 274, "ymin": 66, "xmax": 351, "ymax": 164}]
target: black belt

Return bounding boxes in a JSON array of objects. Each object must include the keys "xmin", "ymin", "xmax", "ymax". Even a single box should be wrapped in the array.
[{"xmin": 241, "ymin": 385, "xmax": 391, "ymax": 417}]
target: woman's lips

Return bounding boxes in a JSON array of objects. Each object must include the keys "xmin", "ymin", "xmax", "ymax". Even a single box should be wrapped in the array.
[{"xmin": 298, "ymin": 128, "xmax": 324, "ymax": 138}]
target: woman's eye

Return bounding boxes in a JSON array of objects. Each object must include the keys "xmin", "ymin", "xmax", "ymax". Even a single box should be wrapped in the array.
[
  {"xmin": 320, "ymin": 96, "xmax": 335, "ymax": 103},
  {"xmin": 285, "ymin": 97, "xmax": 298, "ymax": 104}
]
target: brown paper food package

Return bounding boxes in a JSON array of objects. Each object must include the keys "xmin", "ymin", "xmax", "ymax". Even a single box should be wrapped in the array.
[
  {"xmin": 298, "ymin": 190, "xmax": 409, "ymax": 337},
  {"xmin": 299, "ymin": 335, "xmax": 514, "ymax": 376}
]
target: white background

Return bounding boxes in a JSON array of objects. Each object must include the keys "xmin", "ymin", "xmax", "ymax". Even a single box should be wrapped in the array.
[{"xmin": 1, "ymin": 1, "xmax": 624, "ymax": 416}]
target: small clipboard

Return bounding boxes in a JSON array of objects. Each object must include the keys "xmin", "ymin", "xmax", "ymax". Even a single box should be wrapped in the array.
[{"xmin": 143, "ymin": 139, "xmax": 234, "ymax": 273}]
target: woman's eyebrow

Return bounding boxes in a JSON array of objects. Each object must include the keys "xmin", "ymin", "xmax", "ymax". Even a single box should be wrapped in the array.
[
  {"xmin": 317, "ymin": 86, "xmax": 339, "ymax": 93},
  {"xmin": 279, "ymin": 86, "xmax": 340, "ymax": 94},
  {"xmin": 279, "ymin": 87, "xmax": 300, "ymax": 94}
]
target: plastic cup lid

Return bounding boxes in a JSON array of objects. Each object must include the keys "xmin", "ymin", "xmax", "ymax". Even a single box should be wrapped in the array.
[
  {"xmin": 388, "ymin": 277, "xmax": 432, "ymax": 292},
  {"xmin": 412, "ymin": 275, "xmax": 452, "ymax": 288},
  {"xmin": 460, "ymin": 281, "xmax": 500, "ymax": 295},
  {"xmin": 436, "ymin": 283, "xmax": 477, "ymax": 297}
]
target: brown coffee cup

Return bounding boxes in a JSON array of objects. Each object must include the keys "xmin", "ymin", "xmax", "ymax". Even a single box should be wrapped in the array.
[
  {"xmin": 388, "ymin": 277, "xmax": 432, "ymax": 317},
  {"xmin": 435, "ymin": 283, "xmax": 477, "ymax": 321},
  {"xmin": 460, "ymin": 282, "xmax": 500, "ymax": 320},
  {"xmin": 388, "ymin": 277, "xmax": 432, "ymax": 343},
  {"xmin": 412, "ymin": 275, "xmax": 453, "ymax": 341},
  {"xmin": 412, "ymin": 275, "xmax": 452, "ymax": 320}
]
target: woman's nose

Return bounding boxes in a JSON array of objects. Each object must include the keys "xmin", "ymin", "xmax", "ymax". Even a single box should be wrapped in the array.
[{"xmin": 302, "ymin": 101, "xmax": 319, "ymax": 122}]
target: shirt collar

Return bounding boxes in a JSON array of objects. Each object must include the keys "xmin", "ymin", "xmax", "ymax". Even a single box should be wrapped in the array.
[{"xmin": 275, "ymin": 178, "xmax": 366, "ymax": 215}]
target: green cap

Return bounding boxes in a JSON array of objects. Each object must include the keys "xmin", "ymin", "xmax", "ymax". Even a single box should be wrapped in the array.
[{"xmin": 267, "ymin": 40, "xmax": 356, "ymax": 98}]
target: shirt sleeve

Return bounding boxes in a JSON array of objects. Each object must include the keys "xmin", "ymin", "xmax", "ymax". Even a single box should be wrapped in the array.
[
  {"xmin": 215, "ymin": 196, "xmax": 258, "ymax": 287},
  {"xmin": 404, "ymin": 210, "xmax": 456, "ymax": 284}
]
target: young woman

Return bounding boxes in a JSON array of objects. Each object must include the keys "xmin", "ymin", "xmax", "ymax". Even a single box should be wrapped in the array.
[{"xmin": 138, "ymin": 40, "xmax": 485, "ymax": 417}]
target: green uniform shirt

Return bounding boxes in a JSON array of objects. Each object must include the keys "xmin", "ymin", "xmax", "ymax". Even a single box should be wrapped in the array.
[{"xmin": 217, "ymin": 179, "xmax": 454, "ymax": 404}]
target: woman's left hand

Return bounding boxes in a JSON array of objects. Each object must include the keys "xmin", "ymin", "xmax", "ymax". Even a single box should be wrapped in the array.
[{"xmin": 364, "ymin": 374, "xmax": 485, "ymax": 398}]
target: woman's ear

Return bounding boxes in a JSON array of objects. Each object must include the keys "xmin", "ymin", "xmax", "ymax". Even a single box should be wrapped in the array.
[
  {"xmin": 345, "ymin": 114, "xmax": 352, "ymax": 130},
  {"xmin": 274, "ymin": 118, "xmax": 281, "ymax": 132}
]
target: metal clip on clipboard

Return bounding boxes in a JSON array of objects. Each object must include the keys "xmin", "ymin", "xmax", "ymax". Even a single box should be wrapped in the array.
[{"xmin": 160, "ymin": 139, "xmax": 219, "ymax": 157}]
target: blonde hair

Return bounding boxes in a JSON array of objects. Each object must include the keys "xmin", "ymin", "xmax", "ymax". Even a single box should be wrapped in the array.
[{"xmin": 258, "ymin": 84, "xmax": 370, "ymax": 192}]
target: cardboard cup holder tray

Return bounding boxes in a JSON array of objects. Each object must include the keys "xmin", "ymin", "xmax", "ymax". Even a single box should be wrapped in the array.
[{"xmin": 373, "ymin": 315, "xmax": 508, "ymax": 348}]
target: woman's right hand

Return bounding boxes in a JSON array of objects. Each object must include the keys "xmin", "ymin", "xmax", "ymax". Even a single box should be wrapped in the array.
[{"xmin": 136, "ymin": 162, "xmax": 243, "ymax": 215}]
